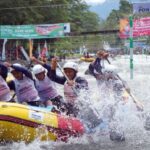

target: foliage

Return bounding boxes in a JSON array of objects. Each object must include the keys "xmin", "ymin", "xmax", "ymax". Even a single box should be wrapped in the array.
[
  {"xmin": 0, "ymin": 0, "xmax": 100, "ymax": 32},
  {"xmin": 101, "ymin": 1, "xmax": 132, "ymax": 47},
  {"xmin": 1, "ymin": 0, "xmax": 149, "ymax": 55}
]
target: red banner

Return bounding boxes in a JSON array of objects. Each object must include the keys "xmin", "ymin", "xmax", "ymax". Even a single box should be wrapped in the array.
[{"xmin": 119, "ymin": 17, "xmax": 150, "ymax": 39}]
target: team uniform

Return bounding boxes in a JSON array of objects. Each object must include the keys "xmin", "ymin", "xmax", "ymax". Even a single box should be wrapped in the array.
[
  {"xmin": 0, "ymin": 75, "xmax": 11, "ymax": 101},
  {"xmin": 32, "ymin": 64, "xmax": 64, "ymax": 109},
  {"xmin": 50, "ymin": 62, "xmax": 88, "ymax": 116},
  {"xmin": 0, "ymin": 63, "xmax": 8, "ymax": 81},
  {"xmin": 88, "ymin": 55, "xmax": 128, "ymax": 141},
  {"xmin": 0, "ymin": 63, "xmax": 12, "ymax": 101},
  {"xmin": 8, "ymin": 64, "xmax": 41, "ymax": 106}
]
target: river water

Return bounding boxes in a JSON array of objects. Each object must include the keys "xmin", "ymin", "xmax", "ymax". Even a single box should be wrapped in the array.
[{"xmin": 1, "ymin": 55, "xmax": 150, "ymax": 150}]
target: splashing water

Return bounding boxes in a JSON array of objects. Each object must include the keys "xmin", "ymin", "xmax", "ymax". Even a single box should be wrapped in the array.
[{"xmin": 1, "ymin": 55, "xmax": 150, "ymax": 150}]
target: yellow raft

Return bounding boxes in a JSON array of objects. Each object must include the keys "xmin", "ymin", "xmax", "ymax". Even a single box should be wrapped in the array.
[
  {"xmin": 0, "ymin": 102, "xmax": 84, "ymax": 143},
  {"xmin": 80, "ymin": 57, "xmax": 95, "ymax": 62}
]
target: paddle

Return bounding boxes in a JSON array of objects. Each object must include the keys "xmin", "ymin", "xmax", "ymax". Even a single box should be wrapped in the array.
[
  {"xmin": 127, "ymin": 91, "xmax": 144, "ymax": 111},
  {"xmin": 106, "ymin": 58, "xmax": 111, "ymax": 64},
  {"xmin": 57, "ymin": 61, "xmax": 102, "ymax": 121},
  {"xmin": 116, "ymin": 74, "xmax": 144, "ymax": 111}
]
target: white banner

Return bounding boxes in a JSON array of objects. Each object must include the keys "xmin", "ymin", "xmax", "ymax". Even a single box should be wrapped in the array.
[
  {"xmin": 133, "ymin": 3, "xmax": 150, "ymax": 14},
  {"xmin": 64, "ymin": 23, "xmax": 70, "ymax": 33}
]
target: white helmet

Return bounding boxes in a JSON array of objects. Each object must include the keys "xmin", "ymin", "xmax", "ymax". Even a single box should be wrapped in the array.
[
  {"xmin": 63, "ymin": 62, "xmax": 78, "ymax": 72},
  {"xmin": 13, "ymin": 63, "xmax": 22, "ymax": 67},
  {"xmin": 10, "ymin": 63, "xmax": 22, "ymax": 72},
  {"xmin": 32, "ymin": 64, "xmax": 46, "ymax": 75}
]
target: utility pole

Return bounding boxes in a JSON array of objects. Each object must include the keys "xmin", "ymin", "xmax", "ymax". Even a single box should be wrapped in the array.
[{"xmin": 129, "ymin": 15, "xmax": 133, "ymax": 79}]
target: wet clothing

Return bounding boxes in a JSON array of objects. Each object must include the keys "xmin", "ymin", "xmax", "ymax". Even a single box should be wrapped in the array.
[
  {"xmin": 89, "ymin": 57, "xmax": 128, "ymax": 95},
  {"xmin": 34, "ymin": 64, "xmax": 64, "ymax": 109},
  {"xmin": 50, "ymin": 69, "xmax": 88, "ymax": 116},
  {"xmin": 98, "ymin": 71, "xmax": 125, "ymax": 96},
  {"xmin": 64, "ymin": 78, "xmax": 79, "ymax": 104},
  {"xmin": 50, "ymin": 69, "xmax": 88, "ymax": 100},
  {"xmin": 89, "ymin": 58, "xmax": 103, "ymax": 77},
  {"xmin": 8, "ymin": 65, "xmax": 40, "ymax": 105},
  {"xmin": 35, "ymin": 76, "xmax": 58, "ymax": 102},
  {"xmin": 0, "ymin": 63, "xmax": 8, "ymax": 81},
  {"xmin": 89, "ymin": 57, "xmax": 129, "ymax": 103},
  {"xmin": 50, "ymin": 69, "xmax": 88, "ymax": 90},
  {"xmin": 13, "ymin": 76, "xmax": 40, "ymax": 103},
  {"xmin": 0, "ymin": 75, "xmax": 11, "ymax": 101}
]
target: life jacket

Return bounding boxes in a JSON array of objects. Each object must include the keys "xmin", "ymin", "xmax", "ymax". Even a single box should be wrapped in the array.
[
  {"xmin": 0, "ymin": 75, "xmax": 11, "ymax": 101},
  {"xmin": 35, "ymin": 76, "xmax": 58, "ymax": 101},
  {"xmin": 14, "ymin": 76, "xmax": 40, "ymax": 103},
  {"xmin": 64, "ymin": 78, "xmax": 78, "ymax": 104}
]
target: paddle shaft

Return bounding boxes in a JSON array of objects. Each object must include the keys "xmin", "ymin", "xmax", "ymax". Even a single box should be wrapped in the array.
[
  {"xmin": 106, "ymin": 58, "xmax": 111, "ymax": 64},
  {"xmin": 57, "ymin": 62, "xmax": 70, "ymax": 81},
  {"xmin": 116, "ymin": 74, "xmax": 144, "ymax": 111},
  {"xmin": 128, "ymin": 92, "xmax": 144, "ymax": 111}
]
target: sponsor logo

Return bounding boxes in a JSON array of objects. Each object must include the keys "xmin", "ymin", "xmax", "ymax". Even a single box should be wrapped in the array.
[
  {"xmin": 36, "ymin": 25, "xmax": 60, "ymax": 35},
  {"xmin": 29, "ymin": 111, "xmax": 44, "ymax": 122},
  {"xmin": 139, "ymin": 7, "xmax": 150, "ymax": 13}
]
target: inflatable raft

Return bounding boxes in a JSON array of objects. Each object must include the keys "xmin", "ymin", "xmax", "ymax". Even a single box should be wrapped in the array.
[
  {"xmin": 80, "ymin": 57, "xmax": 95, "ymax": 62},
  {"xmin": 0, "ymin": 102, "xmax": 84, "ymax": 143}
]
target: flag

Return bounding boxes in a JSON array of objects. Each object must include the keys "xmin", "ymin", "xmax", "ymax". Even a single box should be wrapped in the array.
[
  {"xmin": 37, "ymin": 43, "xmax": 41, "ymax": 58},
  {"xmin": 2, "ymin": 39, "xmax": 8, "ymax": 61},
  {"xmin": 41, "ymin": 41, "xmax": 49, "ymax": 58},
  {"xmin": 20, "ymin": 46, "xmax": 30, "ymax": 62},
  {"xmin": 29, "ymin": 39, "xmax": 33, "ymax": 57}
]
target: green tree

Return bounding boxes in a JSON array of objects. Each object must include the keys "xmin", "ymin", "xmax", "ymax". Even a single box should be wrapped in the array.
[
  {"xmin": 0, "ymin": 0, "xmax": 100, "ymax": 32},
  {"xmin": 0, "ymin": 0, "xmax": 44, "ymax": 25},
  {"xmin": 101, "ymin": 1, "xmax": 132, "ymax": 47},
  {"xmin": 105, "ymin": 1, "xmax": 132, "ymax": 30}
]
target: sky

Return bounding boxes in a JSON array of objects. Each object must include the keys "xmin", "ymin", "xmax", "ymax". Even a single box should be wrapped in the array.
[
  {"xmin": 85, "ymin": 0, "xmax": 150, "ymax": 5},
  {"xmin": 84, "ymin": 0, "xmax": 120, "ymax": 19},
  {"xmin": 85, "ymin": 0, "xmax": 106, "ymax": 5},
  {"xmin": 84, "ymin": 0, "xmax": 150, "ymax": 19}
]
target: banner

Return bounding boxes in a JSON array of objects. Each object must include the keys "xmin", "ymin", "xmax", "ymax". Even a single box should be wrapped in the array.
[
  {"xmin": 0, "ymin": 23, "xmax": 67, "ymax": 39},
  {"xmin": 119, "ymin": 17, "xmax": 150, "ymax": 38},
  {"xmin": 133, "ymin": 3, "xmax": 150, "ymax": 14}
]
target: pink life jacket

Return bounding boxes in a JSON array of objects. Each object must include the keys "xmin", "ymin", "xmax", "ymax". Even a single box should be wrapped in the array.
[
  {"xmin": 64, "ymin": 80, "xmax": 77, "ymax": 104},
  {"xmin": 0, "ymin": 75, "xmax": 11, "ymax": 101},
  {"xmin": 14, "ymin": 76, "xmax": 40, "ymax": 103}
]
